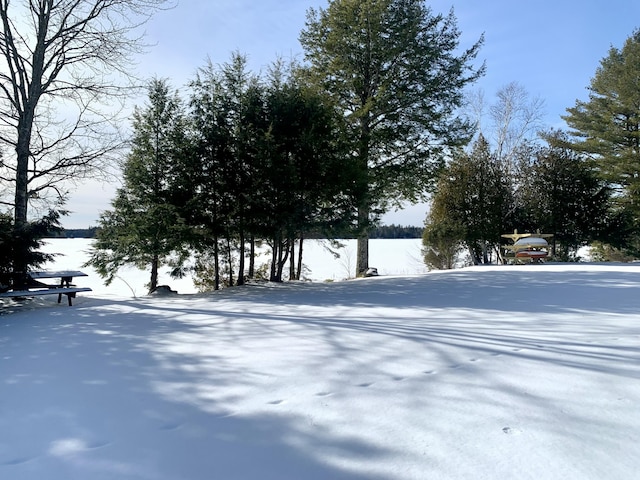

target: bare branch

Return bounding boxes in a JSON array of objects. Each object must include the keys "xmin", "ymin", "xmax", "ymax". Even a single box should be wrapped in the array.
[{"xmin": 0, "ymin": 0, "xmax": 172, "ymax": 226}]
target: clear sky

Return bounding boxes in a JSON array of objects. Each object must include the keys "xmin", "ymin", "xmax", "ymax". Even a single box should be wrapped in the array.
[{"xmin": 63, "ymin": 0, "xmax": 640, "ymax": 228}]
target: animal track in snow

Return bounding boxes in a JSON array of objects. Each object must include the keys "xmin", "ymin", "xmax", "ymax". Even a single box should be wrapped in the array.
[
  {"xmin": 502, "ymin": 426, "xmax": 523, "ymax": 435},
  {"xmin": 267, "ymin": 399, "xmax": 284, "ymax": 405},
  {"xmin": 315, "ymin": 391, "xmax": 333, "ymax": 397},
  {"xmin": 357, "ymin": 382, "xmax": 374, "ymax": 388}
]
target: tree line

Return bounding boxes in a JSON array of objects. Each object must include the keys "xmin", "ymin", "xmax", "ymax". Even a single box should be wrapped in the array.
[
  {"xmin": 1, "ymin": 0, "xmax": 482, "ymax": 292},
  {"xmin": 87, "ymin": 59, "xmax": 359, "ymax": 290},
  {"xmin": 423, "ymin": 30, "xmax": 640, "ymax": 268}
]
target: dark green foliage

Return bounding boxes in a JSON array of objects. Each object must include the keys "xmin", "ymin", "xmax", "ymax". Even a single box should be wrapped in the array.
[
  {"xmin": 421, "ymin": 216, "xmax": 464, "ymax": 270},
  {"xmin": 425, "ymin": 136, "xmax": 513, "ymax": 265},
  {"xmin": 370, "ymin": 225, "xmax": 423, "ymax": 239},
  {"xmin": 561, "ymin": 30, "xmax": 640, "ymax": 254},
  {"xmin": 424, "ymin": 131, "xmax": 617, "ymax": 266},
  {"xmin": 85, "ymin": 79, "xmax": 189, "ymax": 292},
  {"xmin": 0, "ymin": 210, "xmax": 63, "ymax": 290},
  {"xmin": 182, "ymin": 54, "xmax": 355, "ymax": 285},
  {"xmin": 300, "ymin": 0, "xmax": 484, "ymax": 273},
  {"xmin": 518, "ymin": 138, "xmax": 614, "ymax": 260}
]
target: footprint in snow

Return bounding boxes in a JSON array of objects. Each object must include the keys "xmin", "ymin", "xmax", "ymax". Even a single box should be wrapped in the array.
[
  {"xmin": 357, "ymin": 382, "xmax": 374, "ymax": 388},
  {"xmin": 502, "ymin": 426, "xmax": 523, "ymax": 435},
  {"xmin": 315, "ymin": 392, "xmax": 333, "ymax": 397},
  {"xmin": 267, "ymin": 400, "xmax": 285, "ymax": 405},
  {"xmin": 423, "ymin": 370, "xmax": 436, "ymax": 375}
]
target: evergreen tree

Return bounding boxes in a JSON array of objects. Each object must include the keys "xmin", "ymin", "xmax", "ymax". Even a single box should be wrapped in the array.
[
  {"xmin": 300, "ymin": 0, "xmax": 483, "ymax": 275},
  {"xmin": 186, "ymin": 54, "xmax": 263, "ymax": 289},
  {"xmin": 519, "ymin": 138, "xmax": 613, "ymax": 260},
  {"xmin": 0, "ymin": 210, "xmax": 63, "ymax": 290},
  {"xmin": 421, "ymin": 215, "xmax": 464, "ymax": 270},
  {"xmin": 86, "ymin": 79, "xmax": 189, "ymax": 292},
  {"xmin": 260, "ymin": 65, "xmax": 355, "ymax": 281},
  {"xmin": 561, "ymin": 29, "xmax": 640, "ymax": 252},
  {"xmin": 426, "ymin": 136, "xmax": 513, "ymax": 264}
]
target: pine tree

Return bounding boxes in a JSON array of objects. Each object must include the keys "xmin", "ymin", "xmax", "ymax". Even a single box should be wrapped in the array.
[
  {"xmin": 300, "ymin": 0, "xmax": 483, "ymax": 275},
  {"xmin": 86, "ymin": 79, "xmax": 189, "ymax": 292},
  {"xmin": 561, "ymin": 30, "xmax": 640, "ymax": 251}
]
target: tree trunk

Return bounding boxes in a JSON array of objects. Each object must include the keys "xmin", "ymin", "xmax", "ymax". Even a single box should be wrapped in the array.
[
  {"xmin": 150, "ymin": 254, "xmax": 159, "ymax": 293},
  {"xmin": 226, "ymin": 237, "xmax": 234, "ymax": 287},
  {"xmin": 355, "ymin": 112, "xmax": 371, "ymax": 277},
  {"xmin": 482, "ymin": 242, "xmax": 489, "ymax": 264},
  {"xmin": 297, "ymin": 235, "xmax": 304, "ymax": 281},
  {"xmin": 356, "ymin": 205, "xmax": 370, "ymax": 276},
  {"xmin": 289, "ymin": 237, "xmax": 296, "ymax": 280},
  {"xmin": 214, "ymin": 236, "xmax": 220, "ymax": 291},
  {"xmin": 248, "ymin": 235, "xmax": 255, "ymax": 278},
  {"xmin": 237, "ymin": 230, "xmax": 245, "ymax": 286},
  {"xmin": 270, "ymin": 238, "xmax": 278, "ymax": 282},
  {"xmin": 277, "ymin": 239, "xmax": 289, "ymax": 282},
  {"xmin": 12, "ymin": 116, "xmax": 35, "ymax": 286}
]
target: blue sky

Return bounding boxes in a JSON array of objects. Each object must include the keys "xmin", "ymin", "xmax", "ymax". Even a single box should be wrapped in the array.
[{"xmin": 65, "ymin": 0, "xmax": 640, "ymax": 228}]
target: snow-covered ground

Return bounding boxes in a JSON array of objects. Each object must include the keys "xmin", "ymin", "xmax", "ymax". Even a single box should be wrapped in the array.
[
  {"xmin": 33, "ymin": 238, "xmax": 429, "ymax": 296},
  {"xmin": 1, "ymin": 240, "xmax": 639, "ymax": 479}
]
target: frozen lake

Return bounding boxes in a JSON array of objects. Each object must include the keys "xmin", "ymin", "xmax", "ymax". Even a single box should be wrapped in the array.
[{"xmin": 40, "ymin": 238, "xmax": 427, "ymax": 297}]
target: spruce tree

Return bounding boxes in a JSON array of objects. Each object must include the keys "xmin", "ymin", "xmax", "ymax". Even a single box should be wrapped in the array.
[{"xmin": 86, "ymin": 79, "xmax": 189, "ymax": 292}]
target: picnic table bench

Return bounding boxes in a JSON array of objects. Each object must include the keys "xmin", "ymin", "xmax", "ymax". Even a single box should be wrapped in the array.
[{"xmin": 0, "ymin": 270, "xmax": 92, "ymax": 306}]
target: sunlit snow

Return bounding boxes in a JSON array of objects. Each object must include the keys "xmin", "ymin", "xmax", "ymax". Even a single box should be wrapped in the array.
[{"xmin": 1, "ymin": 239, "xmax": 638, "ymax": 479}]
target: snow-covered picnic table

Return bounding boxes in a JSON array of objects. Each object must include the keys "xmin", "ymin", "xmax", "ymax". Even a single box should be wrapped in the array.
[{"xmin": 0, "ymin": 270, "xmax": 91, "ymax": 306}]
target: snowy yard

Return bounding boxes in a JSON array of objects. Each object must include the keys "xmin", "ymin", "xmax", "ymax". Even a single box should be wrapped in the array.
[{"xmin": 1, "ymin": 244, "xmax": 639, "ymax": 479}]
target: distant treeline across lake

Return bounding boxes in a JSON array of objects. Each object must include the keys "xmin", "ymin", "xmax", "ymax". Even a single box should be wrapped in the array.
[{"xmin": 49, "ymin": 224, "xmax": 423, "ymax": 240}]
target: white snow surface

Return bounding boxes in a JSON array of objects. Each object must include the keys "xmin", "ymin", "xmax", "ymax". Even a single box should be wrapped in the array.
[{"xmin": 1, "ymin": 239, "xmax": 639, "ymax": 479}]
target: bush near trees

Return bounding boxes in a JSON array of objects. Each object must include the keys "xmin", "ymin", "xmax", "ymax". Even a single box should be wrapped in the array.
[
  {"xmin": 518, "ymin": 135, "xmax": 614, "ymax": 261},
  {"xmin": 0, "ymin": 211, "xmax": 63, "ymax": 291},
  {"xmin": 423, "ymin": 134, "xmax": 615, "ymax": 267}
]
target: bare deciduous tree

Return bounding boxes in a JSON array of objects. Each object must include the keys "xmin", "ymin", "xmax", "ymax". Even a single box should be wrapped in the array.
[
  {"xmin": 0, "ymin": 0, "xmax": 170, "ymax": 225},
  {"xmin": 466, "ymin": 81, "xmax": 545, "ymax": 175}
]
